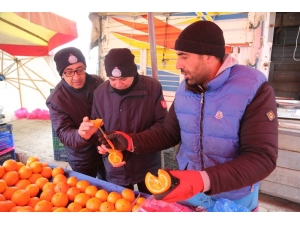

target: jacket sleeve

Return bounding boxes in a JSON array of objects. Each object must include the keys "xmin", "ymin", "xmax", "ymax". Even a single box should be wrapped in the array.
[
  {"xmin": 131, "ymin": 102, "xmax": 182, "ymax": 153},
  {"xmin": 204, "ymin": 82, "xmax": 278, "ymax": 195}
]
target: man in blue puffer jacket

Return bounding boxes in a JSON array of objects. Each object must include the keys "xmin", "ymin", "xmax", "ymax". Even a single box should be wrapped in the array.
[{"xmin": 97, "ymin": 21, "xmax": 278, "ymax": 211}]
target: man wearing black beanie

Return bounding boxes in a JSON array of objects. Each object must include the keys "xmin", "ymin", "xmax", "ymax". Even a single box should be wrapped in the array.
[
  {"xmin": 97, "ymin": 21, "xmax": 278, "ymax": 212},
  {"xmin": 46, "ymin": 47, "xmax": 106, "ymax": 179},
  {"xmin": 80, "ymin": 48, "xmax": 168, "ymax": 194}
]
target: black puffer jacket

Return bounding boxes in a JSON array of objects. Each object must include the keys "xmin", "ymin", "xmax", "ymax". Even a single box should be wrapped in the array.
[
  {"xmin": 91, "ymin": 75, "xmax": 168, "ymax": 186},
  {"xmin": 46, "ymin": 74, "xmax": 104, "ymax": 170}
]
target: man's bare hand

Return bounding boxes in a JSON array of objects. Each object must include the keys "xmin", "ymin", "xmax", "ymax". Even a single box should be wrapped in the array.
[{"xmin": 78, "ymin": 116, "xmax": 98, "ymax": 140}]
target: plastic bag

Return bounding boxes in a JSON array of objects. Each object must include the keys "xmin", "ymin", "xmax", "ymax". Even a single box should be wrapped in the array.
[
  {"xmin": 135, "ymin": 195, "xmax": 194, "ymax": 212},
  {"xmin": 14, "ymin": 108, "xmax": 28, "ymax": 119},
  {"xmin": 207, "ymin": 198, "xmax": 250, "ymax": 212},
  {"xmin": 39, "ymin": 109, "xmax": 50, "ymax": 120},
  {"xmin": 27, "ymin": 108, "xmax": 41, "ymax": 119}
]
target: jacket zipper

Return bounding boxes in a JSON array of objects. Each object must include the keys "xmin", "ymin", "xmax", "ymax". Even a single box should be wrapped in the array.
[{"xmin": 200, "ymin": 92, "xmax": 205, "ymax": 170}]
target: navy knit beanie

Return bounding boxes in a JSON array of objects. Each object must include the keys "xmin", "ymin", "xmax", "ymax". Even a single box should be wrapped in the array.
[
  {"xmin": 175, "ymin": 21, "xmax": 225, "ymax": 59},
  {"xmin": 54, "ymin": 47, "xmax": 86, "ymax": 76},
  {"xmin": 104, "ymin": 48, "xmax": 137, "ymax": 77}
]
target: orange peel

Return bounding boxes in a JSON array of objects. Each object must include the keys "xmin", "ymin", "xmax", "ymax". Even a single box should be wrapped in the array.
[{"xmin": 90, "ymin": 118, "xmax": 103, "ymax": 128}]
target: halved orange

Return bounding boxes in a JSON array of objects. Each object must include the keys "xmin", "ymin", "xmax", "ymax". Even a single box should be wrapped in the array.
[
  {"xmin": 145, "ymin": 169, "xmax": 171, "ymax": 194},
  {"xmin": 108, "ymin": 149, "xmax": 123, "ymax": 165},
  {"xmin": 90, "ymin": 118, "xmax": 103, "ymax": 128}
]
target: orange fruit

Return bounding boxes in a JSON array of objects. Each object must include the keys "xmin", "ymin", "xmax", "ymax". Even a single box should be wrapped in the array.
[
  {"xmin": 40, "ymin": 189, "xmax": 55, "ymax": 202},
  {"xmin": 42, "ymin": 182, "xmax": 56, "ymax": 192},
  {"xmin": 18, "ymin": 166, "xmax": 33, "ymax": 179},
  {"xmin": 2, "ymin": 171, "xmax": 19, "ymax": 186},
  {"xmin": 0, "ymin": 166, "xmax": 5, "ymax": 178},
  {"xmin": 27, "ymin": 197, "xmax": 41, "ymax": 208},
  {"xmin": 95, "ymin": 189, "xmax": 108, "ymax": 202},
  {"xmin": 85, "ymin": 185, "xmax": 98, "ymax": 197},
  {"xmin": 145, "ymin": 169, "xmax": 172, "ymax": 194},
  {"xmin": 15, "ymin": 179, "xmax": 31, "ymax": 189},
  {"xmin": 0, "ymin": 179, "xmax": 7, "ymax": 193},
  {"xmin": 54, "ymin": 181, "xmax": 70, "ymax": 194},
  {"xmin": 90, "ymin": 118, "xmax": 103, "ymax": 128},
  {"xmin": 115, "ymin": 198, "xmax": 131, "ymax": 212},
  {"xmin": 66, "ymin": 187, "xmax": 81, "ymax": 202},
  {"xmin": 52, "ymin": 167, "xmax": 64, "ymax": 177},
  {"xmin": 66, "ymin": 176, "xmax": 78, "ymax": 187},
  {"xmin": 107, "ymin": 191, "xmax": 122, "ymax": 204},
  {"xmin": 74, "ymin": 193, "xmax": 90, "ymax": 207},
  {"xmin": 67, "ymin": 202, "xmax": 82, "ymax": 212},
  {"xmin": 25, "ymin": 184, "xmax": 40, "ymax": 197},
  {"xmin": 16, "ymin": 206, "xmax": 34, "ymax": 212},
  {"xmin": 11, "ymin": 189, "xmax": 30, "ymax": 206},
  {"xmin": 79, "ymin": 208, "xmax": 92, "ymax": 212},
  {"xmin": 16, "ymin": 162, "xmax": 25, "ymax": 170},
  {"xmin": 40, "ymin": 166, "xmax": 52, "ymax": 179},
  {"xmin": 29, "ymin": 161, "xmax": 43, "ymax": 173},
  {"xmin": 76, "ymin": 180, "xmax": 90, "ymax": 192},
  {"xmin": 99, "ymin": 201, "xmax": 115, "ymax": 212},
  {"xmin": 26, "ymin": 156, "xmax": 39, "ymax": 166},
  {"xmin": 41, "ymin": 162, "xmax": 49, "ymax": 167},
  {"xmin": 34, "ymin": 199, "xmax": 53, "ymax": 212},
  {"xmin": 2, "ymin": 186, "xmax": 20, "ymax": 200},
  {"xmin": 28, "ymin": 173, "xmax": 43, "ymax": 184},
  {"xmin": 0, "ymin": 193, "xmax": 6, "ymax": 201},
  {"xmin": 108, "ymin": 149, "xmax": 123, "ymax": 165},
  {"xmin": 51, "ymin": 192, "xmax": 69, "ymax": 207},
  {"xmin": 0, "ymin": 200, "xmax": 16, "ymax": 212},
  {"xmin": 52, "ymin": 174, "xmax": 67, "ymax": 184},
  {"xmin": 53, "ymin": 207, "xmax": 70, "ymax": 212},
  {"xmin": 86, "ymin": 197, "xmax": 102, "ymax": 212},
  {"xmin": 35, "ymin": 177, "xmax": 49, "ymax": 190},
  {"xmin": 2, "ymin": 159, "xmax": 18, "ymax": 172},
  {"xmin": 121, "ymin": 188, "xmax": 135, "ymax": 202},
  {"xmin": 136, "ymin": 197, "xmax": 146, "ymax": 205},
  {"xmin": 9, "ymin": 206, "xmax": 22, "ymax": 212},
  {"xmin": 131, "ymin": 204, "xmax": 140, "ymax": 212}
]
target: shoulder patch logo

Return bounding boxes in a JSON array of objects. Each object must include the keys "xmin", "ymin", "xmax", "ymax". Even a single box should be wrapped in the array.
[
  {"xmin": 160, "ymin": 100, "xmax": 168, "ymax": 109},
  {"xmin": 215, "ymin": 111, "xmax": 223, "ymax": 119},
  {"xmin": 112, "ymin": 67, "xmax": 122, "ymax": 77},
  {"xmin": 266, "ymin": 110, "xmax": 276, "ymax": 121},
  {"xmin": 68, "ymin": 54, "xmax": 78, "ymax": 64}
]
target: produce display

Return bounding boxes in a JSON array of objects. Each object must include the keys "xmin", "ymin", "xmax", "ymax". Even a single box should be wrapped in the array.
[{"xmin": 0, "ymin": 156, "xmax": 146, "ymax": 212}]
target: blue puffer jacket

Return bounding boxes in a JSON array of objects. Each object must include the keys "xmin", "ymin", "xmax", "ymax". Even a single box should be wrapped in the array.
[{"xmin": 174, "ymin": 60, "xmax": 267, "ymax": 201}]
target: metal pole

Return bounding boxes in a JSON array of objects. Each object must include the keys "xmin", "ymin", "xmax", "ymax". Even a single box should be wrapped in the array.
[{"xmin": 147, "ymin": 12, "xmax": 158, "ymax": 81}]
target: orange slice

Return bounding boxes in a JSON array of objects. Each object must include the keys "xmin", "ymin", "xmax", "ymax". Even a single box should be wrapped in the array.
[
  {"xmin": 90, "ymin": 118, "xmax": 103, "ymax": 128},
  {"xmin": 145, "ymin": 169, "xmax": 171, "ymax": 194},
  {"xmin": 108, "ymin": 149, "xmax": 123, "ymax": 165}
]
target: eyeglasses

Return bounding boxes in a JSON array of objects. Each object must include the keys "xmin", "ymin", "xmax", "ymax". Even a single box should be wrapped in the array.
[{"xmin": 63, "ymin": 67, "xmax": 86, "ymax": 77}]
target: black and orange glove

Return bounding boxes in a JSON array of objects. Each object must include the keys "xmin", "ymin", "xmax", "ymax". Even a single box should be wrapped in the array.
[
  {"xmin": 153, "ymin": 170, "xmax": 204, "ymax": 203},
  {"xmin": 98, "ymin": 131, "xmax": 132, "ymax": 151}
]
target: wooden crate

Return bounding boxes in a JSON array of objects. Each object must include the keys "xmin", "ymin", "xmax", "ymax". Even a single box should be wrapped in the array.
[{"xmin": 259, "ymin": 119, "xmax": 300, "ymax": 204}]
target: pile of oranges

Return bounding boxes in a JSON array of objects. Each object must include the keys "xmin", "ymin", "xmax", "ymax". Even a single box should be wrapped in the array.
[{"xmin": 0, "ymin": 156, "xmax": 146, "ymax": 212}]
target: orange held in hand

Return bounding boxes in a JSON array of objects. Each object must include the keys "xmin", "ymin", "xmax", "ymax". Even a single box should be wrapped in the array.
[
  {"xmin": 145, "ymin": 169, "xmax": 172, "ymax": 195},
  {"xmin": 90, "ymin": 118, "xmax": 103, "ymax": 128},
  {"xmin": 108, "ymin": 149, "xmax": 123, "ymax": 166}
]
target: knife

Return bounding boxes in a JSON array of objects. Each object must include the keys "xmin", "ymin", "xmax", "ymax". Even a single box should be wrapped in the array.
[{"xmin": 98, "ymin": 126, "xmax": 115, "ymax": 153}]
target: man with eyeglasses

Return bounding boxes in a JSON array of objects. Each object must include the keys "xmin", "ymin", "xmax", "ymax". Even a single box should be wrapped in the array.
[{"xmin": 46, "ymin": 47, "xmax": 106, "ymax": 179}]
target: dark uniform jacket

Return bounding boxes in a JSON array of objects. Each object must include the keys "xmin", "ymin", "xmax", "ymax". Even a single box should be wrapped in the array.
[
  {"xmin": 46, "ymin": 73, "xmax": 104, "ymax": 171},
  {"xmin": 91, "ymin": 74, "xmax": 168, "ymax": 186}
]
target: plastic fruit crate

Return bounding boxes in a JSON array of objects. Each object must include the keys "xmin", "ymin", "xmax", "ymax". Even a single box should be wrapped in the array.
[
  {"xmin": 0, "ymin": 124, "xmax": 13, "ymax": 134},
  {"xmin": 0, "ymin": 147, "xmax": 16, "ymax": 165},
  {"xmin": 51, "ymin": 125, "xmax": 57, "ymax": 138},
  {"xmin": 54, "ymin": 148, "xmax": 68, "ymax": 162},
  {"xmin": 0, "ymin": 132, "xmax": 14, "ymax": 151}
]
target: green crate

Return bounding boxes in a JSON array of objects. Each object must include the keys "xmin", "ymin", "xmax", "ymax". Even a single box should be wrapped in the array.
[{"xmin": 52, "ymin": 137, "xmax": 65, "ymax": 150}]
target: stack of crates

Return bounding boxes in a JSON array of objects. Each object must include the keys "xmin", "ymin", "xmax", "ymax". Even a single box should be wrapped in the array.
[
  {"xmin": 0, "ymin": 124, "xmax": 16, "ymax": 165},
  {"xmin": 51, "ymin": 125, "xmax": 68, "ymax": 162}
]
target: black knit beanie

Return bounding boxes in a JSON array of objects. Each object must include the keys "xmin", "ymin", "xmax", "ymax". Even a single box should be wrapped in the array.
[
  {"xmin": 104, "ymin": 48, "xmax": 137, "ymax": 77},
  {"xmin": 175, "ymin": 21, "xmax": 225, "ymax": 59},
  {"xmin": 54, "ymin": 47, "xmax": 86, "ymax": 76}
]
